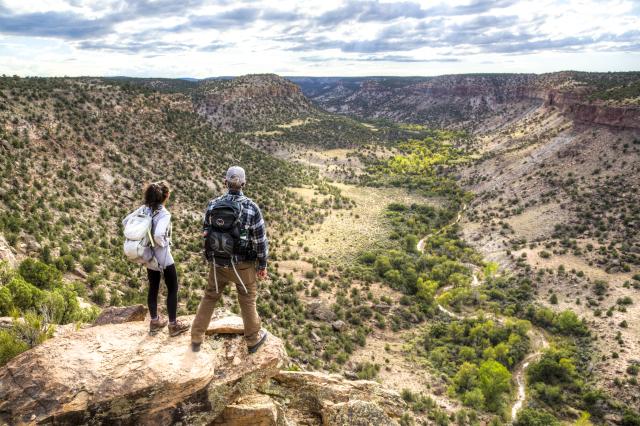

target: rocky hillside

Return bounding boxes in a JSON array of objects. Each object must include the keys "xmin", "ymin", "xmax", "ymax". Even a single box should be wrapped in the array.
[
  {"xmin": 0, "ymin": 75, "xmax": 341, "ymax": 321},
  {"xmin": 192, "ymin": 74, "xmax": 317, "ymax": 132},
  {"xmin": 457, "ymin": 97, "xmax": 640, "ymax": 409},
  {"xmin": 290, "ymin": 72, "xmax": 640, "ymax": 130},
  {"xmin": 0, "ymin": 309, "xmax": 406, "ymax": 425}
]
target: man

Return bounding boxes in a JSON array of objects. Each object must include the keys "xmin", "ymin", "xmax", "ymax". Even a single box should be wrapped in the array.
[{"xmin": 191, "ymin": 166, "xmax": 269, "ymax": 353}]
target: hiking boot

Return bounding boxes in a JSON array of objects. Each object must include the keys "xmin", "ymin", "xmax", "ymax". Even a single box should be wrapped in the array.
[
  {"xmin": 247, "ymin": 330, "xmax": 268, "ymax": 354},
  {"xmin": 168, "ymin": 319, "xmax": 190, "ymax": 337},
  {"xmin": 150, "ymin": 316, "xmax": 168, "ymax": 333}
]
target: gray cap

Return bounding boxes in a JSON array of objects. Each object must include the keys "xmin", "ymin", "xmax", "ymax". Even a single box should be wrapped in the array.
[{"xmin": 225, "ymin": 166, "xmax": 246, "ymax": 185}]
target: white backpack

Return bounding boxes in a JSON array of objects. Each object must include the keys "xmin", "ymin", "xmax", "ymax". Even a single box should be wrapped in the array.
[{"xmin": 123, "ymin": 207, "xmax": 157, "ymax": 267}]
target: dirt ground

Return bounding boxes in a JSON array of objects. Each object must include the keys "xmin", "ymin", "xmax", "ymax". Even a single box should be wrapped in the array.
[{"xmin": 288, "ymin": 183, "xmax": 440, "ymax": 264}]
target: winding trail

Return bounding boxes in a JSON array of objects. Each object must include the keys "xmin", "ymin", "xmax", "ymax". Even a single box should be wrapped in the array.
[
  {"xmin": 416, "ymin": 204, "xmax": 548, "ymax": 422},
  {"xmin": 416, "ymin": 204, "xmax": 467, "ymax": 253}
]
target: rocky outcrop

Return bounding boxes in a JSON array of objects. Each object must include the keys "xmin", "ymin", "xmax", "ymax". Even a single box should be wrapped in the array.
[
  {"xmin": 92, "ymin": 304, "xmax": 147, "ymax": 326},
  {"xmin": 262, "ymin": 371, "xmax": 406, "ymax": 425},
  {"xmin": 323, "ymin": 400, "xmax": 397, "ymax": 426},
  {"xmin": 213, "ymin": 393, "xmax": 280, "ymax": 425},
  {"xmin": 0, "ymin": 235, "xmax": 17, "ymax": 267},
  {"xmin": 0, "ymin": 316, "xmax": 286, "ymax": 425},
  {"xmin": 0, "ymin": 310, "xmax": 408, "ymax": 426},
  {"xmin": 207, "ymin": 315, "xmax": 245, "ymax": 335},
  {"xmin": 306, "ymin": 301, "xmax": 337, "ymax": 322},
  {"xmin": 546, "ymin": 90, "xmax": 640, "ymax": 129}
]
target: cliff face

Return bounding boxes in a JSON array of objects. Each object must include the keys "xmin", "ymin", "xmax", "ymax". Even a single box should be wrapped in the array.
[
  {"xmin": 546, "ymin": 90, "xmax": 640, "ymax": 129},
  {"xmin": 290, "ymin": 72, "xmax": 640, "ymax": 130}
]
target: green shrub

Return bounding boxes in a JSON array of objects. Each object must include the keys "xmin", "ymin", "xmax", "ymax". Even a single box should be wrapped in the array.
[
  {"xmin": 359, "ymin": 251, "xmax": 376, "ymax": 264},
  {"xmin": 453, "ymin": 362, "xmax": 478, "ymax": 393},
  {"xmin": 355, "ymin": 361, "xmax": 380, "ymax": 380},
  {"xmin": 462, "ymin": 388, "xmax": 485, "ymax": 409},
  {"xmin": 513, "ymin": 408, "xmax": 560, "ymax": 426},
  {"xmin": 6, "ymin": 276, "xmax": 42, "ymax": 312},
  {"xmin": 538, "ymin": 250, "xmax": 551, "ymax": 259},
  {"xmin": 374, "ymin": 255, "xmax": 392, "ymax": 275},
  {"xmin": 81, "ymin": 257, "xmax": 97, "ymax": 273},
  {"xmin": 18, "ymin": 258, "xmax": 62, "ymax": 290},
  {"xmin": 91, "ymin": 287, "xmax": 107, "ymax": 306},
  {"xmin": 43, "ymin": 286, "xmax": 82, "ymax": 324},
  {"xmin": 553, "ymin": 310, "xmax": 588, "ymax": 336},
  {"xmin": 0, "ymin": 329, "xmax": 28, "ymax": 366},
  {"xmin": 401, "ymin": 388, "xmax": 416, "ymax": 402},
  {"xmin": 622, "ymin": 409, "xmax": 640, "ymax": 426},
  {"xmin": 527, "ymin": 349, "xmax": 576, "ymax": 386},
  {"xmin": 593, "ymin": 280, "xmax": 608, "ymax": 296},
  {"xmin": 11, "ymin": 311, "xmax": 54, "ymax": 348},
  {"xmin": 478, "ymin": 359, "xmax": 511, "ymax": 412},
  {"xmin": 0, "ymin": 286, "xmax": 13, "ymax": 315}
]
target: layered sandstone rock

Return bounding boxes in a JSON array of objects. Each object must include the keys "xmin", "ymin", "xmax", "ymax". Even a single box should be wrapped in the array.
[
  {"xmin": 206, "ymin": 315, "xmax": 245, "ymax": 335},
  {"xmin": 0, "ymin": 310, "xmax": 407, "ymax": 426},
  {"xmin": 261, "ymin": 371, "xmax": 406, "ymax": 425},
  {"xmin": 0, "ymin": 317, "xmax": 286, "ymax": 425},
  {"xmin": 92, "ymin": 304, "xmax": 147, "ymax": 326}
]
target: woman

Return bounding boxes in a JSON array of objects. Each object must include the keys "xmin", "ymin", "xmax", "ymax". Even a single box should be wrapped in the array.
[{"xmin": 137, "ymin": 181, "xmax": 189, "ymax": 336}]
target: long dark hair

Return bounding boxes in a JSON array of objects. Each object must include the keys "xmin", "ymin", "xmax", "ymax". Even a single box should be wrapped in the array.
[{"xmin": 144, "ymin": 181, "xmax": 170, "ymax": 212}]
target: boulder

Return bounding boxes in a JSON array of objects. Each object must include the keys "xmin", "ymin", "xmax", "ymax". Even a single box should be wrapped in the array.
[
  {"xmin": 213, "ymin": 393, "xmax": 280, "ymax": 425},
  {"xmin": 0, "ymin": 235, "xmax": 16, "ymax": 267},
  {"xmin": 0, "ymin": 315, "xmax": 286, "ymax": 425},
  {"xmin": 331, "ymin": 320, "xmax": 346, "ymax": 332},
  {"xmin": 206, "ymin": 315, "xmax": 245, "ymax": 335},
  {"xmin": 261, "ymin": 371, "xmax": 406, "ymax": 425},
  {"xmin": 307, "ymin": 302, "xmax": 337, "ymax": 322},
  {"xmin": 310, "ymin": 332, "xmax": 322, "ymax": 343},
  {"xmin": 372, "ymin": 303, "xmax": 391, "ymax": 315},
  {"xmin": 92, "ymin": 304, "xmax": 147, "ymax": 326},
  {"xmin": 22, "ymin": 235, "xmax": 41, "ymax": 253},
  {"xmin": 322, "ymin": 400, "xmax": 397, "ymax": 426},
  {"xmin": 0, "ymin": 316, "xmax": 17, "ymax": 330}
]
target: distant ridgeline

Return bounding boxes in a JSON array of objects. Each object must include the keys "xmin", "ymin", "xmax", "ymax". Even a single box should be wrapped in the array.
[{"xmin": 289, "ymin": 72, "xmax": 640, "ymax": 130}]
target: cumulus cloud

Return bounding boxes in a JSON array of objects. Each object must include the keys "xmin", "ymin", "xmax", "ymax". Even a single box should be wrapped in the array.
[
  {"xmin": 316, "ymin": 1, "xmax": 429, "ymax": 26},
  {"xmin": 0, "ymin": 10, "xmax": 112, "ymax": 39},
  {"xmin": 301, "ymin": 54, "xmax": 460, "ymax": 62},
  {"xmin": 78, "ymin": 39, "xmax": 197, "ymax": 53},
  {"xmin": 427, "ymin": 0, "xmax": 519, "ymax": 16},
  {"xmin": 0, "ymin": 0, "xmax": 637, "ymax": 75}
]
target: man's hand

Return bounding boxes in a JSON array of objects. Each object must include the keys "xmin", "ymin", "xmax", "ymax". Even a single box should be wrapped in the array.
[{"xmin": 257, "ymin": 268, "xmax": 268, "ymax": 280}]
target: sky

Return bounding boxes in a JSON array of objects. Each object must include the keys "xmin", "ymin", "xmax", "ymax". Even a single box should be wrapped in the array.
[{"xmin": 0, "ymin": 0, "xmax": 639, "ymax": 77}]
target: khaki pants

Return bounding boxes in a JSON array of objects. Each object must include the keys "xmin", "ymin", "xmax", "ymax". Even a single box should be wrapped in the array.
[{"xmin": 191, "ymin": 261, "xmax": 261, "ymax": 346}]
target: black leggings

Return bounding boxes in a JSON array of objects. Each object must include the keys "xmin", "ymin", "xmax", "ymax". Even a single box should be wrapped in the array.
[{"xmin": 147, "ymin": 264, "xmax": 178, "ymax": 322}]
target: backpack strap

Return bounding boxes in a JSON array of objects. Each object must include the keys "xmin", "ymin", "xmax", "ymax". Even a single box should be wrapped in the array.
[{"xmin": 149, "ymin": 208, "xmax": 164, "ymax": 275}]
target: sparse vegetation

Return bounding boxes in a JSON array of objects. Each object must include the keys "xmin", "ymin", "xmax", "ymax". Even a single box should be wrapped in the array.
[{"xmin": 1, "ymin": 72, "xmax": 639, "ymax": 424}]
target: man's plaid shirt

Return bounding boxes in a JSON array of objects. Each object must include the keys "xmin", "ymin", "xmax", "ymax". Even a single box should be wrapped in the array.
[{"xmin": 203, "ymin": 190, "xmax": 268, "ymax": 269}]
